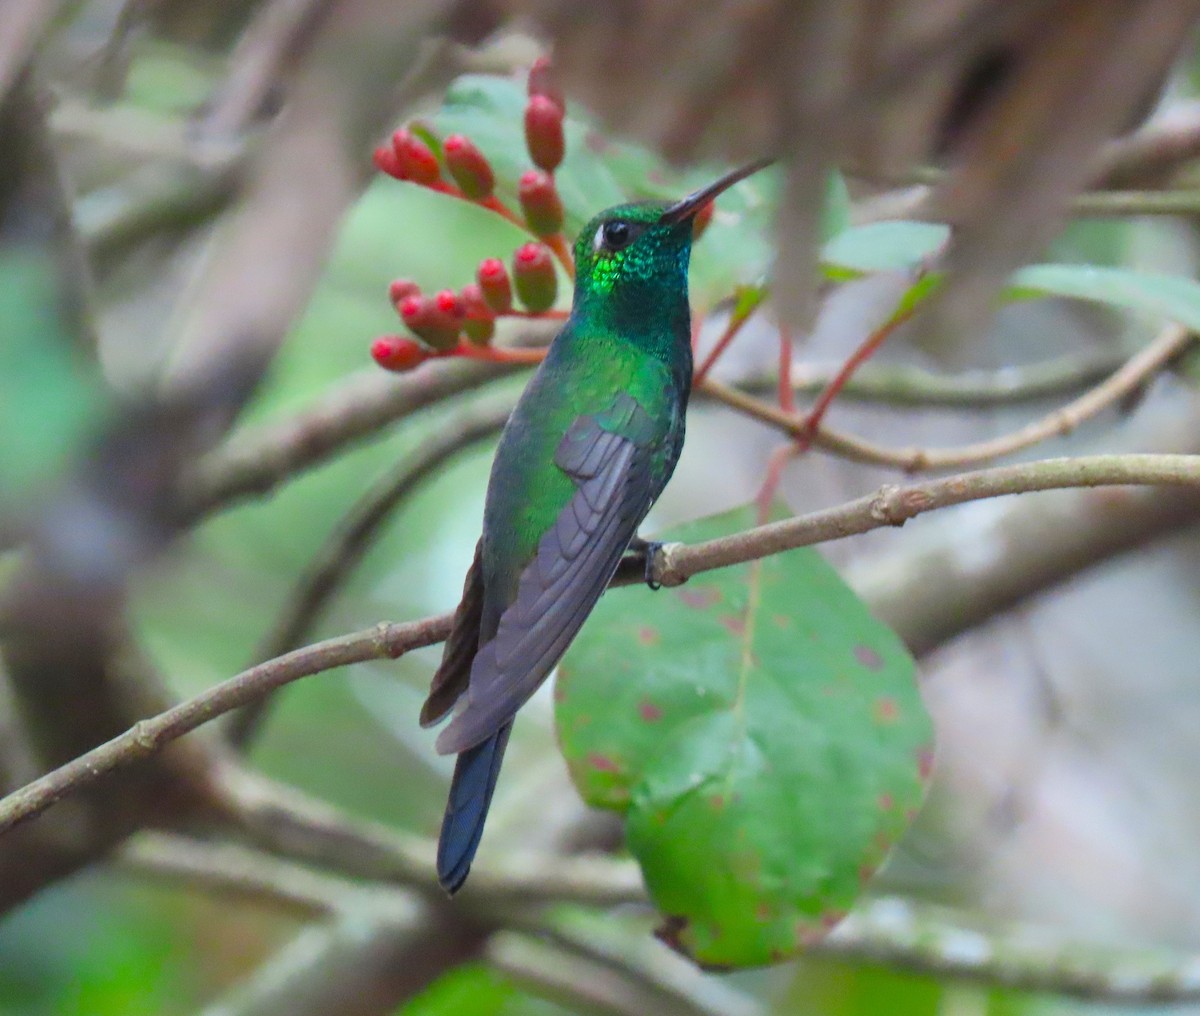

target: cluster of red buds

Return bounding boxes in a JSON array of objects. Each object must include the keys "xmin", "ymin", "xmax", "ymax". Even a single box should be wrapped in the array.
[{"xmin": 371, "ymin": 58, "xmax": 572, "ymax": 373}]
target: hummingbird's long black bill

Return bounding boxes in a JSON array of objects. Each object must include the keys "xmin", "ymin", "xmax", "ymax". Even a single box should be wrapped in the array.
[{"xmin": 658, "ymin": 157, "xmax": 775, "ymax": 226}]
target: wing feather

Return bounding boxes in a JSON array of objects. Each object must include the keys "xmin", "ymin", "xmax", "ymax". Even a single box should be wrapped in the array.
[
  {"xmin": 435, "ymin": 395, "xmax": 662, "ymax": 755},
  {"xmin": 420, "ymin": 540, "xmax": 484, "ymax": 727}
]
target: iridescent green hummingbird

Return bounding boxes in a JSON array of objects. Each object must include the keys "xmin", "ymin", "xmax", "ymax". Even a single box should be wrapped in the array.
[{"xmin": 421, "ymin": 160, "xmax": 772, "ymax": 893}]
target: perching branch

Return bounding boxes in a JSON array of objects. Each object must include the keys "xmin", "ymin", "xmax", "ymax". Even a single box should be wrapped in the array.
[{"xmin": 2, "ymin": 453, "xmax": 1199, "ymax": 835}]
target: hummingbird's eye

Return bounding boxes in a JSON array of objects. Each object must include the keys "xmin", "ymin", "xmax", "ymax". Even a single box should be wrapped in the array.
[{"xmin": 594, "ymin": 219, "xmax": 637, "ymax": 253}]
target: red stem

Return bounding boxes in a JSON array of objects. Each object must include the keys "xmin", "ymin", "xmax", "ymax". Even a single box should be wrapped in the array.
[
  {"xmin": 694, "ymin": 311, "xmax": 754, "ymax": 385},
  {"xmin": 797, "ymin": 301, "xmax": 920, "ymax": 451},
  {"xmin": 755, "ymin": 442, "xmax": 797, "ymax": 524},
  {"xmin": 443, "ymin": 341, "xmax": 547, "ymax": 365},
  {"xmin": 777, "ymin": 324, "xmax": 795, "ymax": 415},
  {"xmin": 481, "ymin": 194, "xmax": 527, "ymax": 229},
  {"xmin": 542, "ymin": 232, "xmax": 576, "ymax": 279},
  {"xmin": 500, "ymin": 308, "xmax": 569, "ymax": 320}
]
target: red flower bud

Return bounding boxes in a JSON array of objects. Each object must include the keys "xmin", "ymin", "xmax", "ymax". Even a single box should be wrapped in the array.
[
  {"xmin": 400, "ymin": 294, "xmax": 460, "ymax": 350},
  {"xmin": 373, "ymin": 145, "xmax": 404, "ymax": 179},
  {"xmin": 388, "ymin": 278, "xmax": 421, "ymax": 308},
  {"xmin": 371, "ymin": 335, "xmax": 429, "ymax": 372},
  {"xmin": 443, "ymin": 134, "xmax": 495, "ymax": 199},
  {"xmin": 527, "ymin": 56, "xmax": 565, "ymax": 109},
  {"xmin": 477, "ymin": 257, "xmax": 513, "ymax": 314},
  {"xmin": 460, "ymin": 283, "xmax": 496, "ymax": 345},
  {"xmin": 391, "ymin": 129, "xmax": 441, "ymax": 186},
  {"xmin": 524, "ymin": 95, "xmax": 565, "ymax": 173},
  {"xmin": 691, "ymin": 199, "xmax": 715, "ymax": 241},
  {"xmin": 512, "ymin": 242, "xmax": 558, "ymax": 313},
  {"xmin": 433, "ymin": 288, "xmax": 464, "ymax": 319},
  {"xmin": 518, "ymin": 170, "xmax": 565, "ymax": 238}
]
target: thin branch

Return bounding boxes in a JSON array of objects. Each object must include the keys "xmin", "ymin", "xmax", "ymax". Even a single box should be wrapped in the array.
[
  {"xmin": 181, "ymin": 329, "xmax": 551, "ymax": 520},
  {"xmin": 693, "ymin": 291, "xmax": 763, "ymax": 384},
  {"xmin": 813, "ymin": 896, "xmax": 1200, "ymax": 1005},
  {"xmin": 488, "ymin": 933, "xmax": 681, "ymax": 1016},
  {"xmin": 652, "ymin": 453, "xmax": 1200, "ymax": 585},
  {"xmin": 218, "ymin": 766, "xmax": 645, "ymax": 910},
  {"xmin": 1094, "ymin": 98, "xmax": 1200, "ymax": 188},
  {"xmin": 2, "ymin": 454, "xmax": 1199, "ymax": 835},
  {"xmin": 742, "ymin": 349, "xmax": 1129, "ymax": 408},
  {"xmin": 199, "ymin": 0, "xmax": 336, "ymax": 137},
  {"xmin": 701, "ymin": 323, "xmax": 1195, "ymax": 472},
  {"xmin": 115, "ymin": 831, "xmax": 367, "ymax": 918},
  {"xmin": 700, "ymin": 377, "xmax": 943, "ymax": 468},
  {"xmin": 531, "ymin": 918, "xmax": 764, "ymax": 1016},
  {"xmin": 225, "ymin": 393, "xmax": 514, "ymax": 746}
]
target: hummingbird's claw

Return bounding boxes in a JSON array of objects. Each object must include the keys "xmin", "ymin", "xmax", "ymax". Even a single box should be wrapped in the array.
[{"xmin": 628, "ymin": 536, "xmax": 663, "ymax": 591}]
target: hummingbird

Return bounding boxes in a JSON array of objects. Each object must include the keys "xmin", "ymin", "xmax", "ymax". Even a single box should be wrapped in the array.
[{"xmin": 421, "ymin": 160, "xmax": 772, "ymax": 893}]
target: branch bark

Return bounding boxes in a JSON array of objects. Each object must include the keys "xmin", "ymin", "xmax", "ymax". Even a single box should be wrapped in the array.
[{"xmin": 2, "ymin": 453, "xmax": 1199, "ymax": 836}]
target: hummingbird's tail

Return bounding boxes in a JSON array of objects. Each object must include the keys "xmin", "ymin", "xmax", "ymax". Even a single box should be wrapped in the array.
[{"xmin": 437, "ymin": 722, "xmax": 512, "ymax": 894}]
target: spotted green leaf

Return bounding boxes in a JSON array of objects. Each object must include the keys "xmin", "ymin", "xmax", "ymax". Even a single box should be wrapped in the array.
[{"xmin": 555, "ymin": 506, "xmax": 933, "ymax": 967}]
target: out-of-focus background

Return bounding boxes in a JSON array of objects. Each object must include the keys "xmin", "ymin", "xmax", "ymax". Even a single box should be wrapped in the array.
[{"xmin": 7, "ymin": 1, "xmax": 1200, "ymax": 1014}]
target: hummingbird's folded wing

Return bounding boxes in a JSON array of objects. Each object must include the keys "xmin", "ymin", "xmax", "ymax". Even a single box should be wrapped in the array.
[
  {"xmin": 434, "ymin": 392, "xmax": 664, "ymax": 755},
  {"xmin": 420, "ymin": 539, "xmax": 484, "ymax": 728}
]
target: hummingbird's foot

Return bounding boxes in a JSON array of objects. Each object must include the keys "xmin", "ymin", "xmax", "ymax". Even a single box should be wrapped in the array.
[{"xmin": 628, "ymin": 536, "xmax": 663, "ymax": 591}]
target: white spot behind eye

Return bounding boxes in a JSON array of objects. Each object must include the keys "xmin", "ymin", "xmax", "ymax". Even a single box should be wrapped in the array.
[{"xmin": 593, "ymin": 224, "xmax": 606, "ymax": 253}]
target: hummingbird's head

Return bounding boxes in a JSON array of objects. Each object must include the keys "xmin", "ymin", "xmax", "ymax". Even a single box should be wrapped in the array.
[{"xmin": 570, "ymin": 160, "xmax": 773, "ymax": 312}]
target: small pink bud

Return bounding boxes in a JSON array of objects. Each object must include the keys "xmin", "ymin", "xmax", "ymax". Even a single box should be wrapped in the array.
[
  {"xmin": 373, "ymin": 145, "xmax": 404, "ymax": 179},
  {"xmin": 371, "ymin": 335, "xmax": 429, "ymax": 372},
  {"xmin": 400, "ymin": 294, "xmax": 460, "ymax": 350},
  {"xmin": 391, "ymin": 129, "xmax": 441, "ymax": 186},
  {"xmin": 388, "ymin": 279, "xmax": 421, "ymax": 308},
  {"xmin": 433, "ymin": 288, "xmax": 464, "ymax": 319},
  {"xmin": 527, "ymin": 56, "xmax": 565, "ymax": 109},
  {"xmin": 443, "ymin": 134, "xmax": 495, "ymax": 199},
  {"xmin": 477, "ymin": 257, "xmax": 513, "ymax": 314},
  {"xmin": 524, "ymin": 95, "xmax": 565, "ymax": 173},
  {"xmin": 518, "ymin": 169, "xmax": 565, "ymax": 238},
  {"xmin": 460, "ymin": 283, "xmax": 496, "ymax": 345},
  {"xmin": 512, "ymin": 242, "xmax": 557, "ymax": 313}
]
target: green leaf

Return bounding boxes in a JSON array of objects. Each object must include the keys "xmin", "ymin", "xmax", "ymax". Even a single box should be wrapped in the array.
[
  {"xmin": 821, "ymin": 223, "xmax": 1200, "ymax": 349},
  {"xmin": 821, "ymin": 221, "xmax": 949, "ymax": 276},
  {"xmin": 555, "ymin": 506, "xmax": 933, "ymax": 968},
  {"xmin": 1008, "ymin": 263, "xmax": 1200, "ymax": 331}
]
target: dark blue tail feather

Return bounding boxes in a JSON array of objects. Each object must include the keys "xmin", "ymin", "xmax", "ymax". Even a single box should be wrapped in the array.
[{"xmin": 437, "ymin": 723, "xmax": 512, "ymax": 893}]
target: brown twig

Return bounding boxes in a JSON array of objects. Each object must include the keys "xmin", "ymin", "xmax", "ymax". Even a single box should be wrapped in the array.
[
  {"xmin": 488, "ymin": 933, "xmax": 685, "ymax": 1016},
  {"xmin": 745, "ymin": 349, "xmax": 1129, "ymax": 408},
  {"xmin": 3, "ymin": 453, "xmax": 1200, "ymax": 835},
  {"xmin": 199, "ymin": 0, "xmax": 337, "ymax": 137},
  {"xmin": 115, "ymin": 831, "xmax": 362, "ymax": 918},
  {"xmin": 701, "ymin": 323, "xmax": 1196, "ymax": 472},
  {"xmin": 1094, "ymin": 98, "xmax": 1200, "ymax": 188},
  {"xmin": 181, "ymin": 329, "xmax": 553, "ymax": 520}
]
